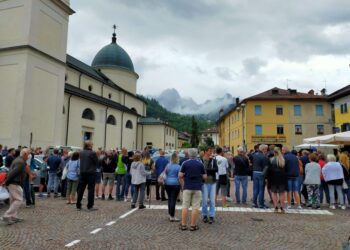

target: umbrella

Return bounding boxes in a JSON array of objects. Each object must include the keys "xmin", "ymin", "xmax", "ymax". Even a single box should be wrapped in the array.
[
  {"xmin": 303, "ymin": 131, "xmax": 350, "ymax": 144},
  {"xmin": 294, "ymin": 143, "xmax": 339, "ymax": 150}
]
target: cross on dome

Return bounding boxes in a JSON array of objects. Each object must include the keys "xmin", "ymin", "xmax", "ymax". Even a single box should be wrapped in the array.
[{"xmin": 112, "ymin": 24, "xmax": 118, "ymax": 43}]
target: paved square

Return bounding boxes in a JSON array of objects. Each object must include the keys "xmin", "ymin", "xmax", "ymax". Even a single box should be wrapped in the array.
[{"xmin": 0, "ymin": 193, "xmax": 349, "ymax": 250}]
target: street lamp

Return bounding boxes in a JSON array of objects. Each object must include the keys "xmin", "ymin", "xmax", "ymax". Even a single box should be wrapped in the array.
[{"xmin": 241, "ymin": 103, "xmax": 246, "ymax": 151}]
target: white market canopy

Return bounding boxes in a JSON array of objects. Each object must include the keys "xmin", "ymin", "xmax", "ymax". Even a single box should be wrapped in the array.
[
  {"xmin": 294, "ymin": 143, "xmax": 339, "ymax": 150},
  {"xmin": 303, "ymin": 131, "xmax": 350, "ymax": 145}
]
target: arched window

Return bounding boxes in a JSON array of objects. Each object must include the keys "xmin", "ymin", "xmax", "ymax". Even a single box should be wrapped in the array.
[
  {"xmin": 131, "ymin": 107, "xmax": 137, "ymax": 113},
  {"xmin": 106, "ymin": 115, "xmax": 116, "ymax": 125},
  {"xmin": 125, "ymin": 120, "xmax": 133, "ymax": 129},
  {"xmin": 82, "ymin": 108, "xmax": 95, "ymax": 120}
]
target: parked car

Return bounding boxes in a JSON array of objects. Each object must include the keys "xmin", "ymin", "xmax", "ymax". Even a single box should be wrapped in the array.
[{"xmin": 46, "ymin": 145, "xmax": 81, "ymax": 155}]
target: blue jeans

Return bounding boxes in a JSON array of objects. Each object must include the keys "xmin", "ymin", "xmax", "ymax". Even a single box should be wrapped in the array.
[
  {"xmin": 297, "ymin": 176, "xmax": 303, "ymax": 197},
  {"xmin": 253, "ymin": 171, "xmax": 265, "ymax": 207},
  {"xmin": 235, "ymin": 176, "xmax": 248, "ymax": 203},
  {"xmin": 23, "ymin": 179, "xmax": 33, "ymax": 205},
  {"xmin": 116, "ymin": 174, "xmax": 126, "ymax": 200},
  {"xmin": 48, "ymin": 172, "xmax": 60, "ymax": 194},
  {"xmin": 124, "ymin": 173, "xmax": 135, "ymax": 198},
  {"xmin": 288, "ymin": 177, "xmax": 299, "ymax": 192},
  {"xmin": 202, "ymin": 183, "xmax": 216, "ymax": 218}
]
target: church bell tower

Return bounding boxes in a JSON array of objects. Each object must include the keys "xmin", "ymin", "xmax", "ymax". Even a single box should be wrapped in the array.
[{"xmin": 0, "ymin": 0, "xmax": 74, "ymax": 147}]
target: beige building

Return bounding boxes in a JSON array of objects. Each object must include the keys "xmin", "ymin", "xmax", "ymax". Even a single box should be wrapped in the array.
[
  {"xmin": 0, "ymin": 0, "xmax": 170, "ymax": 150},
  {"xmin": 137, "ymin": 118, "xmax": 178, "ymax": 150},
  {"xmin": 200, "ymin": 127, "xmax": 219, "ymax": 145}
]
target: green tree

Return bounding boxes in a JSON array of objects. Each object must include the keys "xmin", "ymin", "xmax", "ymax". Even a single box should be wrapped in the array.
[
  {"xmin": 190, "ymin": 116, "xmax": 199, "ymax": 147},
  {"xmin": 181, "ymin": 142, "xmax": 191, "ymax": 148},
  {"xmin": 204, "ymin": 136, "xmax": 214, "ymax": 148},
  {"xmin": 137, "ymin": 95, "xmax": 214, "ymax": 132}
]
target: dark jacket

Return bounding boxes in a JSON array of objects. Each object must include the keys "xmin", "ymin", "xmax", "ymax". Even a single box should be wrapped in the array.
[
  {"xmin": 202, "ymin": 157, "xmax": 218, "ymax": 183},
  {"xmin": 252, "ymin": 151, "xmax": 268, "ymax": 172},
  {"xmin": 342, "ymin": 165, "xmax": 350, "ymax": 181},
  {"xmin": 284, "ymin": 152, "xmax": 299, "ymax": 178},
  {"xmin": 300, "ymin": 155, "xmax": 310, "ymax": 170},
  {"xmin": 79, "ymin": 149, "xmax": 98, "ymax": 174},
  {"xmin": 266, "ymin": 157, "xmax": 288, "ymax": 188},
  {"xmin": 5, "ymin": 154, "xmax": 14, "ymax": 168},
  {"xmin": 155, "ymin": 156, "xmax": 169, "ymax": 177},
  {"xmin": 102, "ymin": 155, "xmax": 116, "ymax": 173},
  {"xmin": 5, "ymin": 157, "xmax": 26, "ymax": 186},
  {"xmin": 233, "ymin": 155, "xmax": 250, "ymax": 176},
  {"xmin": 47, "ymin": 154, "xmax": 62, "ymax": 173}
]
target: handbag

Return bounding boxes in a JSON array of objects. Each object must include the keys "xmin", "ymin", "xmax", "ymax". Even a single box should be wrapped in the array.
[
  {"xmin": 0, "ymin": 186, "xmax": 10, "ymax": 201},
  {"xmin": 62, "ymin": 166, "xmax": 68, "ymax": 180},
  {"xmin": 157, "ymin": 165, "xmax": 168, "ymax": 185},
  {"xmin": 343, "ymin": 179, "xmax": 348, "ymax": 190}
]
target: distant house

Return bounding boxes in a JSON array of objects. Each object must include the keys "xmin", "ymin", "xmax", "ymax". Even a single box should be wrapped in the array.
[
  {"xmin": 178, "ymin": 132, "xmax": 191, "ymax": 148},
  {"xmin": 137, "ymin": 117, "xmax": 178, "ymax": 150},
  {"xmin": 200, "ymin": 127, "xmax": 219, "ymax": 145}
]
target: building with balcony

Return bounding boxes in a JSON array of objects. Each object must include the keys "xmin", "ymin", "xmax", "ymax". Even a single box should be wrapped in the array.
[{"xmin": 218, "ymin": 87, "xmax": 333, "ymax": 152}]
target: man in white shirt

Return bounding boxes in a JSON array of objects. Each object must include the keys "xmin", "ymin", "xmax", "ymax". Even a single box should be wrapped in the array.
[{"xmin": 215, "ymin": 147, "xmax": 230, "ymax": 207}]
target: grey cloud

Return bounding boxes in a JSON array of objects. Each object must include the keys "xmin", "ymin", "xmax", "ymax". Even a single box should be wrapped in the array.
[
  {"xmin": 242, "ymin": 57, "xmax": 267, "ymax": 75},
  {"xmin": 68, "ymin": 0, "xmax": 350, "ymax": 102},
  {"xmin": 133, "ymin": 57, "xmax": 160, "ymax": 74},
  {"xmin": 71, "ymin": 0, "xmax": 350, "ymax": 63},
  {"xmin": 215, "ymin": 67, "xmax": 236, "ymax": 81},
  {"xmin": 194, "ymin": 66, "xmax": 206, "ymax": 75}
]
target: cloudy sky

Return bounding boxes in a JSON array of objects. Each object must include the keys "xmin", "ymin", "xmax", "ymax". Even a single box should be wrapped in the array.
[{"xmin": 67, "ymin": 0, "xmax": 350, "ymax": 103}]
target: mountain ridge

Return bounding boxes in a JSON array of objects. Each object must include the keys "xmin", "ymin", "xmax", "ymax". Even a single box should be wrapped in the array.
[{"xmin": 150, "ymin": 88, "xmax": 235, "ymax": 120}]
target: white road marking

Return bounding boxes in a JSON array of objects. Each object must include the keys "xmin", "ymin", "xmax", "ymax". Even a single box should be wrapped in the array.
[
  {"xmin": 106, "ymin": 221, "xmax": 116, "ymax": 226},
  {"xmin": 146, "ymin": 205, "xmax": 334, "ymax": 215},
  {"xmin": 90, "ymin": 228, "xmax": 103, "ymax": 234},
  {"xmin": 65, "ymin": 240, "xmax": 81, "ymax": 247},
  {"xmin": 119, "ymin": 208, "xmax": 138, "ymax": 219}
]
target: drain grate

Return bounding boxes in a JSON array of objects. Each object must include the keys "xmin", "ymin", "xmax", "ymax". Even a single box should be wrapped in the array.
[{"xmin": 251, "ymin": 217, "xmax": 263, "ymax": 222}]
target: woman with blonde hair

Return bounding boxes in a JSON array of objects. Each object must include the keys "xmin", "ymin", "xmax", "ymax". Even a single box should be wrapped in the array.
[
  {"xmin": 322, "ymin": 154, "xmax": 345, "ymax": 209},
  {"xmin": 164, "ymin": 152, "xmax": 181, "ymax": 222},
  {"xmin": 142, "ymin": 152, "xmax": 154, "ymax": 201},
  {"xmin": 339, "ymin": 153, "xmax": 350, "ymax": 208},
  {"xmin": 266, "ymin": 147, "xmax": 287, "ymax": 213}
]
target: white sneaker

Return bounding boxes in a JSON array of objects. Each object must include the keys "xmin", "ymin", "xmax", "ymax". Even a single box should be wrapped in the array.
[
  {"xmin": 287, "ymin": 205, "xmax": 292, "ymax": 210},
  {"xmin": 330, "ymin": 205, "xmax": 336, "ymax": 209},
  {"xmin": 124, "ymin": 198, "xmax": 128, "ymax": 202},
  {"xmin": 297, "ymin": 205, "xmax": 303, "ymax": 210},
  {"xmin": 341, "ymin": 205, "xmax": 346, "ymax": 210},
  {"xmin": 226, "ymin": 197, "xmax": 233, "ymax": 202}
]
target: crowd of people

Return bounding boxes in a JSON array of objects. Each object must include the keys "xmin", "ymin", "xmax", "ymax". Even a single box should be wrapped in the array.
[{"xmin": 0, "ymin": 143, "xmax": 349, "ymax": 230}]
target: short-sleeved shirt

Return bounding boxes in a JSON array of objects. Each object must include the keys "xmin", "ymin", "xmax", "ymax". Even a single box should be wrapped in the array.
[
  {"xmin": 216, "ymin": 155, "xmax": 229, "ymax": 176},
  {"xmin": 180, "ymin": 159, "xmax": 205, "ymax": 190}
]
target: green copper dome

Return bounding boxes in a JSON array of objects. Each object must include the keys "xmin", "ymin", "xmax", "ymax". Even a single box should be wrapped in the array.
[{"xmin": 92, "ymin": 33, "xmax": 134, "ymax": 72}]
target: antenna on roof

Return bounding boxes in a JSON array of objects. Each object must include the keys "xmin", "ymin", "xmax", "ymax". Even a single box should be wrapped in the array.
[{"xmin": 286, "ymin": 79, "xmax": 290, "ymax": 89}]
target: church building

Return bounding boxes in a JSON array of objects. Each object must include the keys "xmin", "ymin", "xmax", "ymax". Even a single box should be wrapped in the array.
[{"xmin": 0, "ymin": 0, "xmax": 177, "ymax": 150}]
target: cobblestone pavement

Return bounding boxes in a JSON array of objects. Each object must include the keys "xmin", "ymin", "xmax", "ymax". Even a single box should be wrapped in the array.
[{"xmin": 0, "ymin": 181, "xmax": 349, "ymax": 250}]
